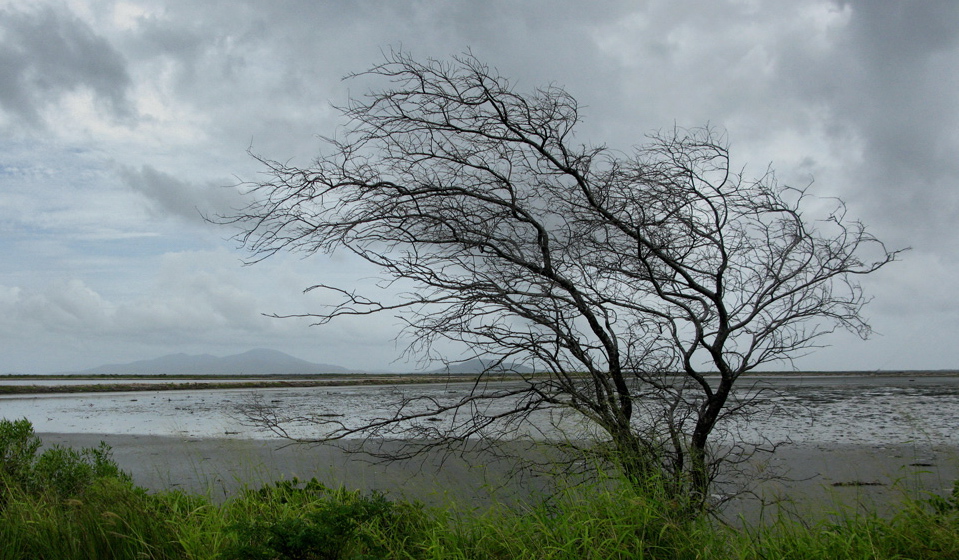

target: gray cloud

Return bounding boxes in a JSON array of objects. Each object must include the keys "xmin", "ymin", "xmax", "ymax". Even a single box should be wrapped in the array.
[
  {"xmin": 0, "ymin": 250, "xmax": 400, "ymax": 373},
  {"xmin": 118, "ymin": 164, "xmax": 242, "ymax": 223},
  {"xmin": 96, "ymin": 1, "xmax": 631, "ymax": 162},
  {"xmin": 824, "ymin": 1, "xmax": 959, "ymax": 248},
  {"xmin": 2, "ymin": 0, "xmax": 958, "ymax": 373},
  {"xmin": 0, "ymin": 5, "xmax": 133, "ymax": 127}
]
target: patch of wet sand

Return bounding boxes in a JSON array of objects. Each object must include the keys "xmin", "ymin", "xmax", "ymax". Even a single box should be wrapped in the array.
[
  {"xmin": 38, "ymin": 433, "xmax": 959, "ymax": 522},
  {"xmin": 38, "ymin": 433, "xmax": 549, "ymax": 507},
  {"xmin": 719, "ymin": 442, "xmax": 959, "ymax": 523}
]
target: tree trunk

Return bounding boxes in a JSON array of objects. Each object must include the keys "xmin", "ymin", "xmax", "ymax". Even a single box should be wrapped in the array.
[{"xmin": 688, "ymin": 379, "xmax": 732, "ymax": 500}]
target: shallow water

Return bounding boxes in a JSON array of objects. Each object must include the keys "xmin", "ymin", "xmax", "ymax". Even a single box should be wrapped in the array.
[
  {"xmin": 2, "ymin": 375, "xmax": 957, "ymax": 446},
  {"xmin": 734, "ymin": 375, "xmax": 959, "ymax": 446}
]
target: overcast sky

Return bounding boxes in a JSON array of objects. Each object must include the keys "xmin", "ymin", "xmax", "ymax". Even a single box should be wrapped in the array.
[{"xmin": 1, "ymin": 0, "xmax": 957, "ymax": 374}]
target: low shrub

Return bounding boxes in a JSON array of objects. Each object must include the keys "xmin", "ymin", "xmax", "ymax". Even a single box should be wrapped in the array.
[
  {"xmin": 0, "ymin": 418, "xmax": 41, "ymax": 487},
  {"xmin": 0, "ymin": 418, "xmax": 185, "ymax": 560},
  {"xmin": 0, "ymin": 417, "xmax": 132, "ymax": 503},
  {"xmin": 223, "ymin": 478, "xmax": 424, "ymax": 560}
]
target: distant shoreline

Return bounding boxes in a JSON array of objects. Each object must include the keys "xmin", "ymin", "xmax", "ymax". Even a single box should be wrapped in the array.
[
  {"xmin": 0, "ymin": 374, "xmax": 484, "ymax": 395},
  {"xmin": 3, "ymin": 370, "xmax": 958, "ymax": 395}
]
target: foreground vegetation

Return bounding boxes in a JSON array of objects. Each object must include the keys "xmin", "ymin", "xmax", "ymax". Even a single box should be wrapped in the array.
[{"xmin": 2, "ymin": 419, "xmax": 958, "ymax": 559}]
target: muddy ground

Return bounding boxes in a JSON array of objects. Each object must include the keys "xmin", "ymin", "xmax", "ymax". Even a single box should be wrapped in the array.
[{"xmin": 38, "ymin": 432, "xmax": 959, "ymax": 524}]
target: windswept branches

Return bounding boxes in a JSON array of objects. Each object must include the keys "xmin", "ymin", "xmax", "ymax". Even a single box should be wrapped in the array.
[{"xmin": 223, "ymin": 51, "xmax": 899, "ymax": 504}]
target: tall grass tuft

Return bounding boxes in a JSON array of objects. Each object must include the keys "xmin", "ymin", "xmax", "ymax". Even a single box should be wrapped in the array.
[
  {"xmin": 1, "ymin": 478, "xmax": 188, "ymax": 560},
  {"xmin": 726, "ymin": 480, "xmax": 959, "ymax": 560},
  {"xmin": 417, "ymin": 482, "xmax": 721, "ymax": 560}
]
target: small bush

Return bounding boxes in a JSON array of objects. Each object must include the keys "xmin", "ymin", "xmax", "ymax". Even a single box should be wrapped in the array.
[
  {"xmin": 225, "ymin": 478, "xmax": 412, "ymax": 560},
  {"xmin": 0, "ymin": 419, "xmax": 183, "ymax": 560},
  {"xmin": 0, "ymin": 418, "xmax": 41, "ymax": 485},
  {"xmin": 0, "ymin": 417, "xmax": 131, "ymax": 503},
  {"xmin": 31, "ymin": 441, "xmax": 132, "ymax": 498}
]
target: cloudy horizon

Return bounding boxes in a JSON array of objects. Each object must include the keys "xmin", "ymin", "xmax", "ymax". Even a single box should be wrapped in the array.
[{"xmin": 2, "ymin": 1, "xmax": 957, "ymax": 374}]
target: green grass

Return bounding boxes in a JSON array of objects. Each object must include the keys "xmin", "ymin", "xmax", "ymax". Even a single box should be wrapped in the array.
[{"xmin": 3, "ymin": 417, "xmax": 959, "ymax": 559}]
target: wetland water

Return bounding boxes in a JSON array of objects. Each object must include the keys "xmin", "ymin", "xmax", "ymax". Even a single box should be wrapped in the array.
[{"xmin": 1, "ymin": 374, "xmax": 957, "ymax": 447}]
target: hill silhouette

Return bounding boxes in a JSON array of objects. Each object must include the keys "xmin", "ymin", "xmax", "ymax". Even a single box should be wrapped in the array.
[{"xmin": 73, "ymin": 349, "xmax": 351, "ymax": 375}]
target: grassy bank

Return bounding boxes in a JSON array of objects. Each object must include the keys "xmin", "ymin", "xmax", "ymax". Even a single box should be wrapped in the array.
[{"xmin": 3, "ymin": 419, "xmax": 959, "ymax": 559}]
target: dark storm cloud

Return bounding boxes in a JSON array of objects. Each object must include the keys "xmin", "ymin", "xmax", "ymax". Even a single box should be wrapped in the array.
[
  {"xmin": 3, "ymin": 0, "xmax": 957, "ymax": 373},
  {"xmin": 0, "ymin": 5, "xmax": 133, "ymax": 126},
  {"xmin": 833, "ymin": 1, "xmax": 959, "ymax": 244},
  {"xmin": 853, "ymin": 0, "xmax": 959, "ymax": 60},
  {"xmin": 103, "ymin": 0, "xmax": 632, "ymax": 160}
]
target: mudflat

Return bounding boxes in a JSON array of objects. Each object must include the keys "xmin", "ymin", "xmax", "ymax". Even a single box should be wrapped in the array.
[
  {"xmin": 37, "ymin": 433, "xmax": 548, "ymax": 506},
  {"xmin": 721, "ymin": 441, "xmax": 959, "ymax": 522},
  {"xmin": 39, "ymin": 432, "xmax": 959, "ymax": 521}
]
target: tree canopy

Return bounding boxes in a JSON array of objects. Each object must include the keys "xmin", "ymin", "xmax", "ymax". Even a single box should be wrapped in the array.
[{"xmin": 227, "ymin": 52, "xmax": 898, "ymax": 503}]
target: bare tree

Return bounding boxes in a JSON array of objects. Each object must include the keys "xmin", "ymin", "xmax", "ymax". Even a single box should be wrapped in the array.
[{"xmin": 226, "ymin": 51, "xmax": 898, "ymax": 503}]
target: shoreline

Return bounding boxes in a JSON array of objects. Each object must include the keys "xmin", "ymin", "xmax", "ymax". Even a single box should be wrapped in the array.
[
  {"xmin": 37, "ymin": 432, "xmax": 959, "ymax": 522},
  {"xmin": 0, "ymin": 375, "xmax": 485, "ymax": 395},
  {"xmin": 5, "ymin": 370, "xmax": 959, "ymax": 396}
]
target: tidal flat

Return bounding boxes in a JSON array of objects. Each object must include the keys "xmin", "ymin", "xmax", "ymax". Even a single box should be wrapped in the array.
[{"xmin": 2, "ymin": 373, "xmax": 957, "ymax": 444}]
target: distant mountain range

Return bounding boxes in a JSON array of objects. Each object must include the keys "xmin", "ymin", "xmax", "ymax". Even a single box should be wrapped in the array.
[
  {"xmin": 55, "ymin": 351, "xmax": 534, "ymax": 376},
  {"xmin": 70, "ymin": 349, "xmax": 352, "ymax": 376}
]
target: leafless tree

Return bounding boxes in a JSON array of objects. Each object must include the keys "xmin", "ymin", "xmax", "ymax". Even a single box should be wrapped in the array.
[{"xmin": 226, "ymin": 51, "xmax": 899, "ymax": 504}]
